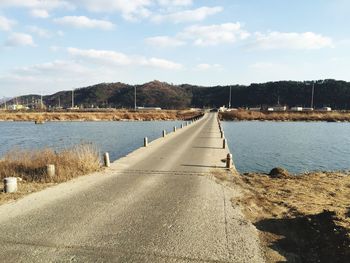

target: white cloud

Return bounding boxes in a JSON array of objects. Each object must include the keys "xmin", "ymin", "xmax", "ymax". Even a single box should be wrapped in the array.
[
  {"xmin": 152, "ymin": 6, "xmax": 222, "ymax": 23},
  {"xmin": 30, "ymin": 9, "xmax": 50, "ymax": 18},
  {"xmin": 5, "ymin": 33, "xmax": 35, "ymax": 47},
  {"xmin": 74, "ymin": 0, "xmax": 152, "ymax": 20},
  {"xmin": 54, "ymin": 16, "xmax": 115, "ymax": 30},
  {"xmin": 27, "ymin": 26, "xmax": 51, "ymax": 38},
  {"xmin": 195, "ymin": 63, "xmax": 222, "ymax": 70},
  {"xmin": 253, "ymin": 31, "xmax": 333, "ymax": 50},
  {"xmin": 180, "ymin": 22, "xmax": 250, "ymax": 46},
  {"xmin": 147, "ymin": 22, "xmax": 250, "ymax": 47},
  {"xmin": 146, "ymin": 36, "xmax": 186, "ymax": 47},
  {"xmin": 0, "ymin": 16, "xmax": 16, "ymax": 31},
  {"xmin": 68, "ymin": 47, "xmax": 132, "ymax": 65},
  {"xmin": 0, "ymin": 0, "xmax": 74, "ymax": 10},
  {"xmin": 157, "ymin": 0, "xmax": 192, "ymax": 6},
  {"xmin": 14, "ymin": 60, "xmax": 89, "ymax": 75},
  {"xmin": 141, "ymin": 57, "xmax": 183, "ymax": 69},
  {"xmin": 67, "ymin": 47, "xmax": 183, "ymax": 70}
]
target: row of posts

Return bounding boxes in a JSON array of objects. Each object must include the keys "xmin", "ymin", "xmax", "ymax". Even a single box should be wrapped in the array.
[
  {"xmin": 2, "ymin": 113, "xmax": 223, "ymax": 194},
  {"xmin": 218, "ymin": 114, "xmax": 232, "ymax": 169}
]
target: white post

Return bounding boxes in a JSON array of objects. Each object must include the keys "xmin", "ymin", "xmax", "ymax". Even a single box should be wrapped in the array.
[
  {"xmin": 144, "ymin": 137, "xmax": 148, "ymax": 147},
  {"xmin": 104, "ymin": 152, "xmax": 110, "ymax": 167},
  {"xmin": 3, "ymin": 177, "xmax": 17, "ymax": 193},
  {"xmin": 162, "ymin": 130, "xmax": 166, "ymax": 137},
  {"xmin": 46, "ymin": 164, "xmax": 55, "ymax": 178},
  {"xmin": 173, "ymin": 127, "xmax": 177, "ymax": 132},
  {"xmin": 181, "ymin": 124, "xmax": 184, "ymax": 128},
  {"xmin": 226, "ymin": 154, "xmax": 232, "ymax": 169}
]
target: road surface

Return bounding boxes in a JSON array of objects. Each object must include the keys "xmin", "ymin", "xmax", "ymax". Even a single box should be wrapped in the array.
[{"xmin": 0, "ymin": 113, "xmax": 264, "ymax": 262}]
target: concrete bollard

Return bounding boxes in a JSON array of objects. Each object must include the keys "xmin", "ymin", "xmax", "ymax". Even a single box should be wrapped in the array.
[
  {"xmin": 46, "ymin": 164, "xmax": 55, "ymax": 178},
  {"xmin": 144, "ymin": 137, "xmax": 148, "ymax": 147},
  {"xmin": 181, "ymin": 124, "xmax": 184, "ymax": 128},
  {"xmin": 226, "ymin": 154, "xmax": 232, "ymax": 169},
  {"xmin": 174, "ymin": 126, "xmax": 177, "ymax": 132},
  {"xmin": 104, "ymin": 152, "xmax": 110, "ymax": 167},
  {"xmin": 162, "ymin": 130, "xmax": 166, "ymax": 137},
  {"xmin": 186, "ymin": 121, "xmax": 189, "ymax": 126},
  {"xmin": 221, "ymin": 131, "xmax": 224, "ymax": 138},
  {"xmin": 223, "ymin": 139, "xmax": 226, "ymax": 149},
  {"xmin": 3, "ymin": 177, "xmax": 17, "ymax": 193}
]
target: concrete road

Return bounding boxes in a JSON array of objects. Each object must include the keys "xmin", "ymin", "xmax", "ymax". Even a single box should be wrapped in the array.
[{"xmin": 0, "ymin": 113, "xmax": 264, "ymax": 262}]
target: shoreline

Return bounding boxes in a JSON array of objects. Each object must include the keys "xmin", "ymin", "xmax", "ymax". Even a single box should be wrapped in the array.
[
  {"xmin": 0, "ymin": 110, "xmax": 202, "ymax": 122},
  {"xmin": 220, "ymin": 110, "xmax": 350, "ymax": 122}
]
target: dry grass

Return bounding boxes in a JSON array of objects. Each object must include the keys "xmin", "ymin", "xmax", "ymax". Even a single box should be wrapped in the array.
[
  {"xmin": 0, "ymin": 110, "xmax": 202, "ymax": 122},
  {"xmin": 0, "ymin": 144, "xmax": 101, "ymax": 183},
  {"xmin": 227, "ymin": 171, "xmax": 350, "ymax": 262},
  {"xmin": 0, "ymin": 144, "xmax": 101, "ymax": 205},
  {"xmin": 220, "ymin": 110, "xmax": 350, "ymax": 122}
]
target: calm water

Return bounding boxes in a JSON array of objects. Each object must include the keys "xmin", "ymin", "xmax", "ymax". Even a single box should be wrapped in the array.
[
  {"xmin": 0, "ymin": 121, "xmax": 182, "ymax": 161},
  {"xmin": 223, "ymin": 121, "xmax": 350, "ymax": 174}
]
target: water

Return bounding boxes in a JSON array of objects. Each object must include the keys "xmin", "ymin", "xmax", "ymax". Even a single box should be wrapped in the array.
[
  {"xmin": 223, "ymin": 121, "xmax": 350, "ymax": 174},
  {"xmin": 0, "ymin": 121, "xmax": 183, "ymax": 161}
]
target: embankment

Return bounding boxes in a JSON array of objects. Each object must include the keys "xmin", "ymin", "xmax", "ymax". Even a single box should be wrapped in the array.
[
  {"xmin": 222, "ymin": 171, "xmax": 350, "ymax": 262},
  {"xmin": 220, "ymin": 110, "xmax": 350, "ymax": 122},
  {"xmin": 0, "ymin": 109, "xmax": 202, "ymax": 122}
]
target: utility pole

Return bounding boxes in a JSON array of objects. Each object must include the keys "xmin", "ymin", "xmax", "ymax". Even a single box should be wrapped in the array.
[
  {"xmin": 58, "ymin": 96, "xmax": 61, "ymax": 108},
  {"xmin": 311, "ymin": 82, "xmax": 315, "ymax": 109},
  {"xmin": 134, "ymin": 86, "xmax": 137, "ymax": 110},
  {"xmin": 228, "ymin": 86, "xmax": 232, "ymax": 108},
  {"xmin": 40, "ymin": 92, "xmax": 43, "ymax": 109},
  {"xmin": 72, "ymin": 89, "xmax": 74, "ymax": 108}
]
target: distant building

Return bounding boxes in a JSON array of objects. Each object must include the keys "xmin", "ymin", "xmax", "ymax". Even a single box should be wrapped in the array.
[
  {"xmin": 137, "ymin": 107, "xmax": 162, "ymax": 110},
  {"xmin": 218, "ymin": 106, "xmax": 227, "ymax": 112},
  {"xmin": 291, "ymin": 107, "xmax": 303, "ymax": 112},
  {"xmin": 8, "ymin": 104, "xmax": 27, "ymax": 111},
  {"xmin": 303, "ymin": 107, "xmax": 314, "ymax": 111},
  {"xmin": 319, "ymin": 107, "xmax": 332, "ymax": 112},
  {"xmin": 248, "ymin": 107, "xmax": 261, "ymax": 111}
]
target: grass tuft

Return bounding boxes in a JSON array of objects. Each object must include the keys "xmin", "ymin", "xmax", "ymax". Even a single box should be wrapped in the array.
[{"xmin": 0, "ymin": 144, "xmax": 101, "ymax": 183}]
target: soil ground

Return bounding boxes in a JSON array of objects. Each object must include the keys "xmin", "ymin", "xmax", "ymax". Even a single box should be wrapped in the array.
[{"xmin": 213, "ymin": 170, "xmax": 350, "ymax": 263}]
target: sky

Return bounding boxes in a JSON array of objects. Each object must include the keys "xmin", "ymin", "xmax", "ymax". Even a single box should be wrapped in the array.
[{"xmin": 0, "ymin": 0, "xmax": 350, "ymax": 97}]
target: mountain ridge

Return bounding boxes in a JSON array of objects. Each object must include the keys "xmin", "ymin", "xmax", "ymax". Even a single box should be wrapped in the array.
[{"xmin": 8, "ymin": 79, "xmax": 350, "ymax": 110}]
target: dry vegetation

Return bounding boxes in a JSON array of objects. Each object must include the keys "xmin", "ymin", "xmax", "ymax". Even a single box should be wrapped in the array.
[
  {"xmin": 0, "ymin": 110, "xmax": 202, "ymax": 122},
  {"xmin": 220, "ymin": 110, "xmax": 350, "ymax": 122},
  {"xmin": 215, "ymin": 170, "xmax": 350, "ymax": 262},
  {"xmin": 0, "ymin": 144, "xmax": 101, "ymax": 204}
]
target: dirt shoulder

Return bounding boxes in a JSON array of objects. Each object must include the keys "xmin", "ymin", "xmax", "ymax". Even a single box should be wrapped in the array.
[
  {"xmin": 214, "ymin": 172, "xmax": 350, "ymax": 263},
  {"xmin": 215, "ymin": 170, "xmax": 350, "ymax": 262},
  {"xmin": 0, "ymin": 110, "xmax": 201, "ymax": 122},
  {"xmin": 220, "ymin": 110, "xmax": 350, "ymax": 122}
]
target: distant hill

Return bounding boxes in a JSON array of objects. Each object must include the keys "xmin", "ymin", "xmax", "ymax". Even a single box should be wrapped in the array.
[{"xmin": 9, "ymin": 79, "xmax": 350, "ymax": 110}]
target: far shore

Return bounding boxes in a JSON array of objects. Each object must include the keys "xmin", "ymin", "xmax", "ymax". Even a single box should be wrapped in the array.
[
  {"xmin": 0, "ymin": 109, "xmax": 202, "ymax": 122},
  {"xmin": 220, "ymin": 110, "xmax": 350, "ymax": 122}
]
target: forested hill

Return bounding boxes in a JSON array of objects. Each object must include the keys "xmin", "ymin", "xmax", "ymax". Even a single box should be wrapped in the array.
[{"xmin": 15, "ymin": 79, "xmax": 350, "ymax": 109}]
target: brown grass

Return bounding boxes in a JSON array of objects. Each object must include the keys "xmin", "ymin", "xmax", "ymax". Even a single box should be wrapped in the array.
[
  {"xmin": 0, "ymin": 144, "xmax": 101, "ymax": 183},
  {"xmin": 226, "ymin": 171, "xmax": 350, "ymax": 262},
  {"xmin": 0, "ymin": 144, "xmax": 101, "ymax": 205},
  {"xmin": 220, "ymin": 110, "xmax": 350, "ymax": 122},
  {"xmin": 0, "ymin": 110, "xmax": 202, "ymax": 122}
]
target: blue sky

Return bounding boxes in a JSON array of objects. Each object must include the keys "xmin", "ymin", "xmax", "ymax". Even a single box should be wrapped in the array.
[{"xmin": 0, "ymin": 0, "xmax": 349, "ymax": 97}]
